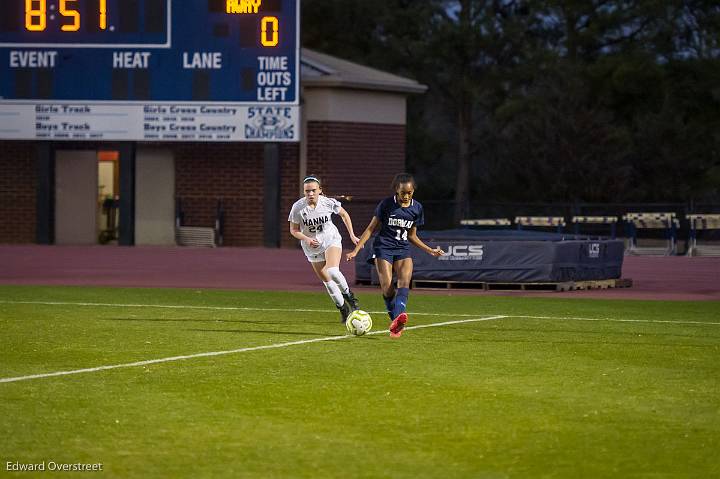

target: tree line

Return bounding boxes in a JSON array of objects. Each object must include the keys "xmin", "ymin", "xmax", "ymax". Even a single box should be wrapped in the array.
[{"xmin": 302, "ymin": 0, "xmax": 720, "ymax": 220}]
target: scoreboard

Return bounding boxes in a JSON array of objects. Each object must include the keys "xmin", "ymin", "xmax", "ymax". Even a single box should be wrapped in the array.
[{"xmin": 0, "ymin": 0, "xmax": 300, "ymax": 142}]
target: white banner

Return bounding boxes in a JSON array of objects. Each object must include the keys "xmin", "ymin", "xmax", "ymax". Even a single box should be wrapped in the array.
[{"xmin": 0, "ymin": 103, "xmax": 299, "ymax": 142}]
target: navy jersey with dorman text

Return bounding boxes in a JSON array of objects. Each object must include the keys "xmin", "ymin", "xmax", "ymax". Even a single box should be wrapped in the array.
[{"xmin": 373, "ymin": 196, "xmax": 425, "ymax": 251}]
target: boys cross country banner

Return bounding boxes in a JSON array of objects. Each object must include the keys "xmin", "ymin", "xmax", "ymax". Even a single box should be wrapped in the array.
[{"xmin": 0, "ymin": 103, "xmax": 299, "ymax": 142}]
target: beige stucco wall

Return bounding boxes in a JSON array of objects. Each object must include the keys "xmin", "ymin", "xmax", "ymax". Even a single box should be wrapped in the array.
[
  {"xmin": 135, "ymin": 148, "xmax": 176, "ymax": 245},
  {"xmin": 55, "ymin": 150, "xmax": 97, "ymax": 245},
  {"xmin": 303, "ymin": 88, "xmax": 407, "ymax": 125}
]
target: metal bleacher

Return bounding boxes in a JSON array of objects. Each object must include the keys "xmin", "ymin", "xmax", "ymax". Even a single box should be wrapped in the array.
[
  {"xmin": 623, "ymin": 212, "xmax": 679, "ymax": 256},
  {"xmin": 515, "ymin": 216, "xmax": 566, "ymax": 233},
  {"xmin": 460, "ymin": 218, "xmax": 512, "ymax": 227},
  {"xmin": 460, "ymin": 206, "xmax": 720, "ymax": 257},
  {"xmin": 175, "ymin": 226, "xmax": 217, "ymax": 247},
  {"xmin": 571, "ymin": 216, "xmax": 618, "ymax": 239},
  {"xmin": 687, "ymin": 214, "xmax": 720, "ymax": 257},
  {"xmin": 174, "ymin": 198, "xmax": 224, "ymax": 248}
]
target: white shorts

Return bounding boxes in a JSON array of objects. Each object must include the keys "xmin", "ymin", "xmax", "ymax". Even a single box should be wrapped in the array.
[{"xmin": 305, "ymin": 240, "xmax": 343, "ymax": 263}]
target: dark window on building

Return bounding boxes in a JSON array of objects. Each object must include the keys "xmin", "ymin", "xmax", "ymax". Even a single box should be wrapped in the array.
[
  {"xmin": 112, "ymin": 70, "xmax": 130, "ymax": 100},
  {"xmin": 192, "ymin": 71, "xmax": 211, "ymax": 100},
  {"xmin": 1, "ymin": 1, "xmax": 20, "ymax": 32},
  {"xmin": 119, "ymin": 0, "xmax": 139, "ymax": 33},
  {"xmin": 134, "ymin": 71, "xmax": 151, "ymax": 100},
  {"xmin": 145, "ymin": 0, "xmax": 166, "ymax": 33},
  {"xmin": 37, "ymin": 70, "xmax": 54, "ymax": 99}
]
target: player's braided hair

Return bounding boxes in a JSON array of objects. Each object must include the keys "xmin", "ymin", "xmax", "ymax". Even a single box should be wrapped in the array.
[{"xmin": 391, "ymin": 173, "xmax": 416, "ymax": 191}]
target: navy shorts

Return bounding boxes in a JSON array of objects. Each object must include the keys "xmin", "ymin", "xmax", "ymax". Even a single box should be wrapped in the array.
[{"xmin": 368, "ymin": 247, "xmax": 411, "ymax": 265}]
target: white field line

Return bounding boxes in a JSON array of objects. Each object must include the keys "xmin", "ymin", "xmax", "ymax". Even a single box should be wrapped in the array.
[
  {"xmin": 0, "ymin": 315, "xmax": 508, "ymax": 384},
  {"xmin": 1, "ymin": 300, "xmax": 719, "ymax": 326},
  {"xmin": 511, "ymin": 315, "xmax": 720, "ymax": 326},
  {"xmin": 1, "ymin": 302, "xmax": 718, "ymax": 384},
  {"xmin": 0, "ymin": 300, "xmax": 477, "ymax": 317}
]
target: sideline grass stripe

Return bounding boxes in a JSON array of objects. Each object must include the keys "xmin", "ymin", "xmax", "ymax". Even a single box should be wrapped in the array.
[
  {"xmin": 2, "ymin": 300, "xmax": 719, "ymax": 325},
  {"xmin": 0, "ymin": 300, "xmax": 476, "ymax": 317},
  {"xmin": 0, "ymin": 315, "xmax": 508, "ymax": 384}
]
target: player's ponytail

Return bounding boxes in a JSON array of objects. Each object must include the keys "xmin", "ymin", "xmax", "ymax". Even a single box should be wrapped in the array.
[{"xmin": 391, "ymin": 173, "xmax": 416, "ymax": 191}]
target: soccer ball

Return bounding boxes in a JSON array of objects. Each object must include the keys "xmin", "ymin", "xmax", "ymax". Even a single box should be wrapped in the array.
[{"xmin": 346, "ymin": 310, "xmax": 372, "ymax": 336}]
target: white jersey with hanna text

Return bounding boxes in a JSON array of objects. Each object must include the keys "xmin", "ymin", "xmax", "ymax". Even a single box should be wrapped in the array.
[{"xmin": 288, "ymin": 196, "xmax": 343, "ymax": 257}]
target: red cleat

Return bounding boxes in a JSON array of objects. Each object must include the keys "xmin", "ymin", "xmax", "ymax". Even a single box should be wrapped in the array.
[{"xmin": 389, "ymin": 312, "xmax": 408, "ymax": 338}]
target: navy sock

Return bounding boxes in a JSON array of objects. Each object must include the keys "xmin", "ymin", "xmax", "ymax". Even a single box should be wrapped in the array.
[
  {"xmin": 392, "ymin": 288, "xmax": 409, "ymax": 319},
  {"xmin": 383, "ymin": 294, "xmax": 395, "ymax": 320}
]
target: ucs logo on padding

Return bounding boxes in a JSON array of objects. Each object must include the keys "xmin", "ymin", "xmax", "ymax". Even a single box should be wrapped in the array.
[
  {"xmin": 438, "ymin": 245, "xmax": 484, "ymax": 261},
  {"xmin": 588, "ymin": 243, "xmax": 601, "ymax": 258}
]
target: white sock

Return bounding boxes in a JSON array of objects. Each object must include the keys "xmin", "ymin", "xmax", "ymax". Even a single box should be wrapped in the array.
[
  {"xmin": 326, "ymin": 267, "xmax": 350, "ymax": 294},
  {"xmin": 323, "ymin": 281, "xmax": 344, "ymax": 307}
]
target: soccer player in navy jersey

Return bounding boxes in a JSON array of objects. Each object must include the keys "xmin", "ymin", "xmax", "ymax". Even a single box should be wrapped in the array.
[{"xmin": 346, "ymin": 173, "xmax": 444, "ymax": 338}]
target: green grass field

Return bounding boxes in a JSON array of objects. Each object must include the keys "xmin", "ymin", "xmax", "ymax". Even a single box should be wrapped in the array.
[{"xmin": 1, "ymin": 285, "xmax": 718, "ymax": 478}]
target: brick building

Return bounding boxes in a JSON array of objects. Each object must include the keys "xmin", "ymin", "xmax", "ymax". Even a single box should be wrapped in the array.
[{"xmin": 0, "ymin": 49, "xmax": 425, "ymax": 247}]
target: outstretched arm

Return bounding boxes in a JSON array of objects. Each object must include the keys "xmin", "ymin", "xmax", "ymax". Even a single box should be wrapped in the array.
[
  {"xmin": 346, "ymin": 216, "xmax": 380, "ymax": 261},
  {"xmin": 408, "ymin": 227, "xmax": 444, "ymax": 256},
  {"xmin": 337, "ymin": 207, "xmax": 360, "ymax": 245}
]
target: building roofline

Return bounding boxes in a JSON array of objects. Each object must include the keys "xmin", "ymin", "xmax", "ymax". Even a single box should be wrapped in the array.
[{"xmin": 301, "ymin": 48, "xmax": 428, "ymax": 95}]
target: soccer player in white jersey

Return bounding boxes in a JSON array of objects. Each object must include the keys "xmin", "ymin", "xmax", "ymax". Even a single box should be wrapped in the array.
[{"xmin": 289, "ymin": 175, "xmax": 361, "ymax": 323}]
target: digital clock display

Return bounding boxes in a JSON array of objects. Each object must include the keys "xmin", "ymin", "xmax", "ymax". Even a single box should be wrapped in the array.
[{"xmin": 0, "ymin": 0, "xmax": 170, "ymax": 46}]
